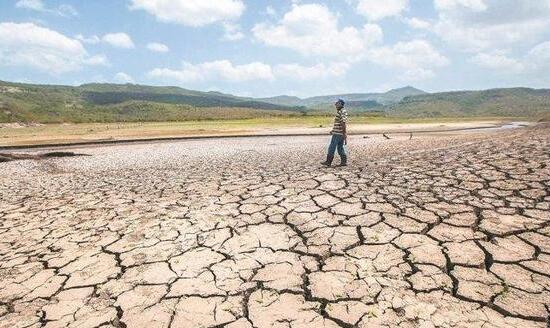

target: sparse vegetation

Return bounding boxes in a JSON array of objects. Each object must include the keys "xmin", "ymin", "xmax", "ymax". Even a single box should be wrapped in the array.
[
  {"xmin": 0, "ymin": 80, "xmax": 305, "ymax": 123},
  {"xmin": 388, "ymin": 88, "xmax": 550, "ymax": 118},
  {"xmin": 1, "ymin": 80, "xmax": 548, "ymax": 124}
]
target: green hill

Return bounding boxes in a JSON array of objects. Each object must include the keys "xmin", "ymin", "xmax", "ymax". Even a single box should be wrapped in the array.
[
  {"xmin": 258, "ymin": 86, "xmax": 426, "ymax": 108},
  {"xmin": 0, "ymin": 81, "xmax": 305, "ymax": 123},
  {"xmin": 388, "ymin": 88, "xmax": 550, "ymax": 118}
]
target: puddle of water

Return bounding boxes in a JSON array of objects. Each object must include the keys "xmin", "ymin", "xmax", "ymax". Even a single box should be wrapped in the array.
[
  {"xmin": 500, "ymin": 122, "xmax": 529, "ymax": 129},
  {"xmin": 467, "ymin": 121, "xmax": 529, "ymax": 132}
]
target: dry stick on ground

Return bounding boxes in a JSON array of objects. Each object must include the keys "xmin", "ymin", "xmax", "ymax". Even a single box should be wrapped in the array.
[
  {"xmin": 0, "ymin": 151, "xmax": 86, "ymax": 162},
  {"xmin": 382, "ymin": 133, "xmax": 391, "ymax": 139}
]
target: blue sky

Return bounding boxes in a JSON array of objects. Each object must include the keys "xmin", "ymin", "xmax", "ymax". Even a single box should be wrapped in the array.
[{"xmin": 1, "ymin": 0, "xmax": 549, "ymax": 97}]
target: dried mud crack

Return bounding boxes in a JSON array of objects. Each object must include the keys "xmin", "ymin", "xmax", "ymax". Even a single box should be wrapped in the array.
[{"xmin": 1, "ymin": 127, "xmax": 549, "ymax": 328}]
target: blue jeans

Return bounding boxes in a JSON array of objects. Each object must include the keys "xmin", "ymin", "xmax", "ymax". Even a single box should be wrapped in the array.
[{"xmin": 327, "ymin": 134, "xmax": 347, "ymax": 158}]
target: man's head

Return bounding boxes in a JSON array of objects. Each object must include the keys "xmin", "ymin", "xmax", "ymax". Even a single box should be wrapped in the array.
[{"xmin": 335, "ymin": 99, "xmax": 345, "ymax": 110}]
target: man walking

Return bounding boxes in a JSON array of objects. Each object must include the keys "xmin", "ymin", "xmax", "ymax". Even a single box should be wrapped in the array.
[{"xmin": 321, "ymin": 99, "xmax": 348, "ymax": 167}]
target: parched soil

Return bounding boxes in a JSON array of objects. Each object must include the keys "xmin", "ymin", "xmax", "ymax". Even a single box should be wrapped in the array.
[{"xmin": 0, "ymin": 127, "xmax": 548, "ymax": 328}]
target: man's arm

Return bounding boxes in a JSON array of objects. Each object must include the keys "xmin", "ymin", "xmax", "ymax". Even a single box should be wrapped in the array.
[
  {"xmin": 342, "ymin": 110, "xmax": 348, "ymax": 144},
  {"xmin": 342, "ymin": 122, "xmax": 347, "ymax": 145}
]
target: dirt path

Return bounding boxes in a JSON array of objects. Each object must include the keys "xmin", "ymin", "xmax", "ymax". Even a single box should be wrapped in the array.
[{"xmin": 0, "ymin": 128, "xmax": 548, "ymax": 327}]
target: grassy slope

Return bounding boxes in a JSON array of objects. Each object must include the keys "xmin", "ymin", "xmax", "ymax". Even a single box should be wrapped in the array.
[
  {"xmin": 1, "ymin": 81, "xmax": 549, "ymax": 123},
  {"xmin": 258, "ymin": 86, "xmax": 426, "ymax": 107},
  {"xmin": 0, "ymin": 81, "xmax": 303, "ymax": 123},
  {"xmin": 389, "ymin": 88, "xmax": 550, "ymax": 118}
]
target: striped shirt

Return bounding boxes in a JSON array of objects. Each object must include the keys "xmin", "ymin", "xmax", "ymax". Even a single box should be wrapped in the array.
[{"xmin": 331, "ymin": 108, "xmax": 348, "ymax": 135}]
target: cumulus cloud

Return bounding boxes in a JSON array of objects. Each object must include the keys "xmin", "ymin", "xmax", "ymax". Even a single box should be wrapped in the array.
[
  {"xmin": 434, "ymin": 0, "xmax": 487, "ymax": 12},
  {"xmin": 367, "ymin": 40, "xmax": 449, "ymax": 81},
  {"xmin": 129, "ymin": 0, "xmax": 245, "ymax": 27},
  {"xmin": 265, "ymin": 6, "xmax": 276, "ymax": 17},
  {"xmin": 57, "ymin": 4, "xmax": 79, "ymax": 17},
  {"xmin": 15, "ymin": 0, "xmax": 44, "ymax": 11},
  {"xmin": 526, "ymin": 41, "xmax": 550, "ymax": 82},
  {"xmin": 470, "ymin": 52, "xmax": 524, "ymax": 72},
  {"xmin": 404, "ymin": 17, "xmax": 431, "ymax": 29},
  {"xmin": 433, "ymin": 0, "xmax": 550, "ymax": 52},
  {"xmin": 0, "ymin": 22, "xmax": 106, "ymax": 74},
  {"xmin": 274, "ymin": 62, "xmax": 350, "ymax": 80},
  {"xmin": 357, "ymin": 0, "xmax": 408, "ymax": 21},
  {"xmin": 149, "ymin": 60, "xmax": 354, "ymax": 84},
  {"xmin": 114, "ymin": 72, "xmax": 134, "ymax": 83},
  {"xmin": 147, "ymin": 42, "xmax": 169, "ymax": 52},
  {"xmin": 76, "ymin": 34, "xmax": 101, "ymax": 44},
  {"xmin": 77, "ymin": 33, "xmax": 135, "ymax": 49},
  {"xmin": 469, "ymin": 41, "xmax": 550, "ymax": 77},
  {"xmin": 148, "ymin": 60, "xmax": 274, "ymax": 83},
  {"xmin": 401, "ymin": 68, "xmax": 436, "ymax": 81},
  {"xmin": 84, "ymin": 54, "xmax": 109, "ymax": 66},
  {"xmin": 102, "ymin": 33, "xmax": 135, "ymax": 49},
  {"xmin": 222, "ymin": 23, "xmax": 244, "ymax": 41},
  {"xmin": 15, "ymin": 0, "xmax": 78, "ymax": 17},
  {"xmin": 527, "ymin": 41, "xmax": 550, "ymax": 68},
  {"xmin": 252, "ymin": 4, "xmax": 383, "ymax": 58}
]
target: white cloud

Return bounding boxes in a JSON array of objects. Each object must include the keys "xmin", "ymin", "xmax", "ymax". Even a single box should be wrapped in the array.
[
  {"xmin": 148, "ymin": 60, "xmax": 274, "ymax": 83},
  {"xmin": 102, "ymin": 33, "xmax": 135, "ymax": 49},
  {"xmin": 274, "ymin": 62, "xmax": 350, "ymax": 80},
  {"xmin": 114, "ymin": 72, "xmax": 134, "ymax": 83},
  {"xmin": 222, "ymin": 23, "xmax": 244, "ymax": 41},
  {"xmin": 434, "ymin": 0, "xmax": 550, "ymax": 52},
  {"xmin": 526, "ymin": 41, "xmax": 550, "ymax": 81},
  {"xmin": 15, "ymin": 0, "xmax": 78, "ymax": 17},
  {"xmin": 470, "ymin": 52, "xmax": 524, "ymax": 72},
  {"xmin": 404, "ymin": 17, "xmax": 431, "ymax": 29},
  {"xmin": 368, "ymin": 40, "xmax": 449, "ymax": 68},
  {"xmin": 76, "ymin": 34, "xmax": 101, "ymax": 44},
  {"xmin": 15, "ymin": 0, "xmax": 44, "ymax": 11},
  {"xmin": 362, "ymin": 24, "xmax": 384, "ymax": 45},
  {"xmin": 367, "ymin": 40, "xmax": 449, "ymax": 81},
  {"xmin": 84, "ymin": 54, "xmax": 109, "ymax": 66},
  {"xmin": 434, "ymin": 0, "xmax": 487, "ymax": 12},
  {"xmin": 357, "ymin": 0, "xmax": 409, "ymax": 21},
  {"xmin": 265, "ymin": 6, "xmax": 276, "ymax": 17},
  {"xmin": 78, "ymin": 33, "xmax": 136, "ymax": 49},
  {"xmin": 148, "ymin": 60, "xmax": 352, "ymax": 84},
  {"xmin": 401, "ymin": 68, "xmax": 435, "ymax": 81},
  {"xmin": 129, "ymin": 0, "xmax": 245, "ymax": 27},
  {"xmin": 0, "ymin": 22, "xmax": 105, "ymax": 74},
  {"xmin": 469, "ymin": 41, "xmax": 550, "ymax": 78},
  {"xmin": 527, "ymin": 41, "xmax": 550, "ymax": 67},
  {"xmin": 435, "ymin": 19, "xmax": 550, "ymax": 52},
  {"xmin": 252, "ymin": 4, "xmax": 383, "ymax": 58},
  {"xmin": 147, "ymin": 42, "xmax": 169, "ymax": 52},
  {"xmin": 57, "ymin": 4, "xmax": 78, "ymax": 17}
]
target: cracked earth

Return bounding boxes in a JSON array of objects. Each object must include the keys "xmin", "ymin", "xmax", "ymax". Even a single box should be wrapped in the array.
[{"xmin": 1, "ymin": 126, "xmax": 549, "ymax": 328}]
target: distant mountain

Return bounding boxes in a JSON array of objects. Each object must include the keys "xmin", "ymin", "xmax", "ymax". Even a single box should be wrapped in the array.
[
  {"xmin": 258, "ymin": 86, "xmax": 426, "ymax": 108},
  {"xmin": 1, "ymin": 80, "xmax": 548, "ymax": 123},
  {"xmin": 256, "ymin": 95, "xmax": 304, "ymax": 107},
  {"xmin": 384, "ymin": 86, "xmax": 428, "ymax": 101},
  {"xmin": 78, "ymin": 83, "xmax": 298, "ymax": 110},
  {"xmin": 388, "ymin": 87, "xmax": 550, "ymax": 118}
]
